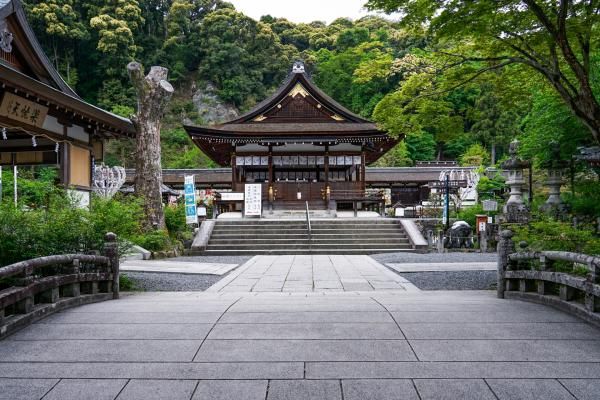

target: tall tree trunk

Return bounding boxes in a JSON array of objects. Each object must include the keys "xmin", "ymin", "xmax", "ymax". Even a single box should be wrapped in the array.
[
  {"xmin": 491, "ymin": 142, "xmax": 496, "ymax": 165},
  {"xmin": 127, "ymin": 62, "xmax": 174, "ymax": 230}
]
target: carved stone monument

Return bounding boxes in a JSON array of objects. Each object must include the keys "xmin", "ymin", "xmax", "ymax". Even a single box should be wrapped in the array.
[{"xmin": 500, "ymin": 139, "xmax": 530, "ymax": 223}]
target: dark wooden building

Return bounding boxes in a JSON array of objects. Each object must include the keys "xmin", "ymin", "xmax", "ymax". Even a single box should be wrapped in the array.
[
  {"xmin": 185, "ymin": 62, "xmax": 398, "ymax": 208},
  {"xmin": 0, "ymin": 0, "xmax": 134, "ymax": 205}
]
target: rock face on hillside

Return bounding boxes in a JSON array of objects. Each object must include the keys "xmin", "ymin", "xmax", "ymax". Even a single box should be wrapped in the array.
[{"xmin": 192, "ymin": 83, "xmax": 239, "ymax": 125}]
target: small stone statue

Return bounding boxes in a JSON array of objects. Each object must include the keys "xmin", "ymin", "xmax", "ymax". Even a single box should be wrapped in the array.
[{"xmin": 444, "ymin": 221, "xmax": 474, "ymax": 249}]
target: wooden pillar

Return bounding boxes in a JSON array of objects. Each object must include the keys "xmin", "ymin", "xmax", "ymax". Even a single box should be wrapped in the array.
[
  {"xmin": 231, "ymin": 151, "xmax": 237, "ymax": 191},
  {"xmin": 324, "ymin": 145, "xmax": 329, "ymax": 185},
  {"xmin": 268, "ymin": 145, "xmax": 273, "ymax": 183},
  {"xmin": 361, "ymin": 149, "xmax": 366, "ymax": 191}
]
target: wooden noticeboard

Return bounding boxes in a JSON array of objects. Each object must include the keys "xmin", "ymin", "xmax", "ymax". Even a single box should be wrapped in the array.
[{"xmin": 0, "ymin": 93, "xmax": 49, "ymax": 128}]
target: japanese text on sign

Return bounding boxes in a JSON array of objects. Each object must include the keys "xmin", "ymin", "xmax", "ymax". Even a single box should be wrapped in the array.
[
  {"xmin": 0, "ymin": 93, "xmax": 48, "ymax": 128},
  {"xmin": 244, "ymin": 184, "xmax": 262, "ymax": 217},
  {"xmin": 184, "ymin": 175, "xmax": 197, "ymax": 224}
]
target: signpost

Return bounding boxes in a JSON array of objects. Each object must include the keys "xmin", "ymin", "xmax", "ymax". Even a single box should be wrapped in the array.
[
  {"xmin": 244, "ymin": 183, "xmax": 262, "ymax": 217},
  {"xmin": 443, "ymin": 174, "xmax": 450, "ymax": 229},
  {"xmin": 184, "ymin": 175, "xmax": 197, "ymax": 225}
]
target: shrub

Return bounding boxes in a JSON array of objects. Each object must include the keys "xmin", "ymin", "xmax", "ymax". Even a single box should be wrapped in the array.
[
  {"xmin": 133, "ymin": 230, "xmax": 172, "ymax": 252},
  {"xmin": 513, "ymin": 218, "xmax": 600, "ymax": 256}
]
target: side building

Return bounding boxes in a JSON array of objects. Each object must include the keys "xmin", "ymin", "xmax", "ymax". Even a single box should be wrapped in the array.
[{"xmin": 0, "ymin": 0, "xmax": 134, "ymax": 205}]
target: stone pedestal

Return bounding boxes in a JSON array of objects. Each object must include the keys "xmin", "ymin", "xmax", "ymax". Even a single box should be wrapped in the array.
[
  {"xmin": 504, "ymin": 169, "xmax": 526, "ymax": 209},
  {"xmin": 540, "ymin": 169, "xmax": 564, "ymax": 213}
]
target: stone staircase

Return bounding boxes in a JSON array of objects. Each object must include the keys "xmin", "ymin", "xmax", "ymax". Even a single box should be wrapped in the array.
[{"xmin": 199, "ymin": 219, "xmax": 415, "ymax": 255}]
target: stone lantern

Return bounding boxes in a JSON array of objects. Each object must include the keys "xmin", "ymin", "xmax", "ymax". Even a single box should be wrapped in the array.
[
  {"xmin": 540, "ymin": 141, "xmax": 567, "ymax": 214},
  {"xmin": 500, "ymin": 139, "xmax": 531, "ymax": 223}
]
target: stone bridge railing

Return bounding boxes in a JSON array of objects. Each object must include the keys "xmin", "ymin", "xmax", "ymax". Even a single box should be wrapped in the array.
[
  {"xmin": 0, "ymin": 233, "xmax": 120, "ymax": 339},
  {"xmin": 497, "ymin": 230, "xmax": 600, "ymax": 327}
]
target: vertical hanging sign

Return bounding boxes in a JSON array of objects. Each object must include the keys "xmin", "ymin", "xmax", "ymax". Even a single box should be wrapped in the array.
[
  {"xmin": 184, "ymin": 175, "xmax": 197, "ymax": 224},
  {"xmin": 244, "ymin": 183, "xmax": 262, "ymax": 217}
]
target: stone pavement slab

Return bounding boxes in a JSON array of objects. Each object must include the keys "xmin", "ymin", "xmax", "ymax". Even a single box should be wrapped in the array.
[
  {"xmin": 0, "ymin": 339, "xmax": 202, "ymax": 362},
  {"xmin": 486, "ymin": 379, "xmax": 576, "ymax": 400},
  {"xmin": 207, "ymin": 322, "xmax": 403, "ymax": 339},
  {"xmin": 116, "ymin": 379, "xmax": 197, "ymax": 400},
  {"xmin": 8, "ymin": 323, "xmax": 213, "ymax": 340},
  {"xmin": 267, "ymin": 380, "xmax": 342, "ymax": 400},
  {"xmin": 411, "ymin": 339, "xmax": 600, "ymax": 362},
  {"xmin": 220, "ymin": 311, "xmax": 393, "ymax": 323},
  {"xmin": 43, "ymin": 379, "xmax": 128, "ymax": 400},
  {"xmin": 559, "ymin": 379, "xmax": 600, "ymax": 400},
  {"xmin": 0, "ymin": 378, "xmax": 58, "ymax": 400},
  {"xmin": 121, "ymin": 260, "xmax": 238, "ymax": 275},
  {"xmin": 191, "ymin": 380, "xmax": 268, "ymax": 400},
  {"xmin": 341, "ymin": 379, "xmax": 419, "ymax": 400},
  {"xmin": 413, "ymin": 379, "xmax": 497, "ymax": 400},
  {"xmin": 194, "ymin": 339, "xmax": 416, "ymax": 362}
]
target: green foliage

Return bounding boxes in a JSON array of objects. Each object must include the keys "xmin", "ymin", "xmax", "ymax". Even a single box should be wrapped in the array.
[
  {"xmin": 119, "ymin": 274, "xmax": 138, "ymax": 291},
  {"xmin": 133, "ymin": 230, "xmax": 172, "ymax": 252},
  {"xmin": 164, "ymin": 203, "xmax": 190, "ymax": 240},
  {"xmin": 520, "ymin": 88, "xmax": 593, "ymax": 166},
  {"xmin": 477, "ymin": 174, "xmax": 506, "ymax": 200},
  {"xmin": 563, "ymin": 180, "xmax": 600, "ymax": 220},
  {"xmin": 161, "ymin": 128, "xmax": 216, "ymax": 169},
  {"xmin": 513, "ymin": 219, "xmax": 600, "ymax": 256},
  {"xmin": 459, "ymin": 143, "xmax": 490, "ymax": 167},
  {"xmin": 454, "ymin": 203, "xmax": 489, "ymax": 227},
  {"xmin": 373, "ymin": 142, "xmax": 412, "ymax": 167}
]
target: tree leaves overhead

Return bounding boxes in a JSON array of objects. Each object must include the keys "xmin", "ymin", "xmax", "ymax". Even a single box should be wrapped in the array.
[{"xmin": 366, "ymin": 0, "xmax": 600, "ymax": 144}]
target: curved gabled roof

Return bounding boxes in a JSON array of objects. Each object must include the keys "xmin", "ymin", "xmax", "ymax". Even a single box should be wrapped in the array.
[
  {"xmin": 228, "ymin": 67, "xmax": 372, "ymax": 125},
  {"xmin": 0, "ymin": 0, "xmax": 78, "ymax": 96}
]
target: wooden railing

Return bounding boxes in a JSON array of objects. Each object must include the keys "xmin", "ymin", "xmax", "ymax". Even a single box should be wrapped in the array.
[
  {"xmin": 497, "ymin": 230, "xmax": 600, "ymax": 327},
  {"xmin": 0, "ymin": 233, "xmax": 120, "ymax": 339}
]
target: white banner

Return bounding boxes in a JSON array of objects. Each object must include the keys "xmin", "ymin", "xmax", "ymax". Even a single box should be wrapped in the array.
[{"xmin": 244, "ymin": 184, "xmax": 262, "ymax": 217}]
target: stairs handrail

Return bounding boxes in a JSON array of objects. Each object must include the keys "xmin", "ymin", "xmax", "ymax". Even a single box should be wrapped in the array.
[{"xmin": 305, "ymin": 201, "xmax": 312, "ymax": 243}]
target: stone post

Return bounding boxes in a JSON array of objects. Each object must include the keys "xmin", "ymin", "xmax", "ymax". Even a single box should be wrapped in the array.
[
  {"xmin": 497, "ymin": 230, "xmax": 514, "ymax": 299},
  {"xmin": 480, "ymin": 229, "xmax": 488, "ymax": 253},
  {"xmin": 104, "ymin": 232, "xmax": 120, "ymax": 299},
  {"xmin": 585, "ymin": 260, "xmax": 600, "ymax": 313},
  {"xmin": 436, "ymin": 230, "xmax": 444, "ymax": 253}
]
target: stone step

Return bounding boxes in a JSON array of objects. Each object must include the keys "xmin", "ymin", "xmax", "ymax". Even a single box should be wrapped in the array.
[
  {"xmin": 205, "ymin": 243, "xmax": 412, "ymax": 250},
  {"xmin": 211, "ymin": 228, "xmax": 406, "ymax": 235},
  {"xmin": 210, "ymin": 233, "xmax": 409, "ymax": 240},
  {"xmin": 189, "ymin": 248, "xmax": 414, "ymax": 255},
  {"xmin": 208, "ymin": 238, "xmax": 411, "ymax": 245},
  {"xmin": 214, "ymin": 219, "xmax": 398, "ymax": 225}
]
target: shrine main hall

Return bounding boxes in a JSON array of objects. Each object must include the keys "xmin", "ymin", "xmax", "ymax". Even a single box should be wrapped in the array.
[{"xmin": 185, "ymin": 61, "xmax": 399, "ymax": 211}]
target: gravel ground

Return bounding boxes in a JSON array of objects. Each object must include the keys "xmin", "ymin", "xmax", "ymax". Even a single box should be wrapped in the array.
[
  {"xmin": 122, "ymin": 272, "xmax": 224, "ymax": 292},
  {"xmin": 398, "ymin": 270, "xmax": 497, "ymax": 291},
  {"xmin": 372, "ymin": 252, "xmax": 498, "ymax": 291},
  {"xmin": 371, "ymin": 251, "xmax": 497, "ymax": 264}
]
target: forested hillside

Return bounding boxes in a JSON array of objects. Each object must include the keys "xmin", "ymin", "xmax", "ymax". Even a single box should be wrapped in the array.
[{"xmin": 22, "ymin": 0, "xmax": 598, "ymax": 169}]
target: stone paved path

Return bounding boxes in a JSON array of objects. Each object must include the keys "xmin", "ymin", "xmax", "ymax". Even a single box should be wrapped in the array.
[
  {"xmin": 121, "ymin": 260, "xmax": 238, "ymax": 275},
  {"xmin": 208, "ymin": 255, "xmax": 419, "ymax": 292},
  {"xmin": 1, "ymin": 257, "xmax": 600, "ymax": 399}
]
